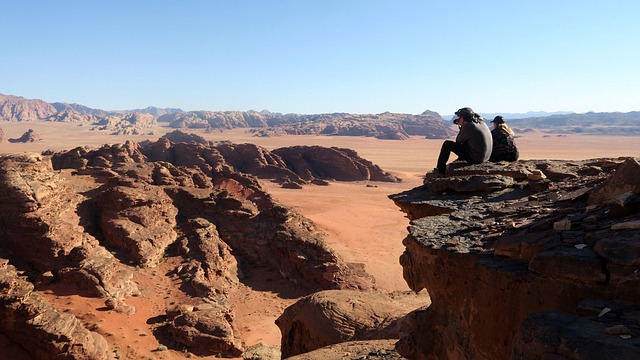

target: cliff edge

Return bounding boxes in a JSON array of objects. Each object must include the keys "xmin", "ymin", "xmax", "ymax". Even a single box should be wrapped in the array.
[{"xmin": 389, "ymin": 158, "xmax": 640, "ymax": 360}]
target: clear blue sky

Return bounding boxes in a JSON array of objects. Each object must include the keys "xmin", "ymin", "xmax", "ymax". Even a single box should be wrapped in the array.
[{"xmin": 2, "ymin": 1, "xmax": 639, "ymax": 115}]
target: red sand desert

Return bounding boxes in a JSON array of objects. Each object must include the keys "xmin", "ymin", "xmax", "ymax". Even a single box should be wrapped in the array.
[{"xmin": 1, "ymin": 121, "xmax": 638, "ymax": 359}]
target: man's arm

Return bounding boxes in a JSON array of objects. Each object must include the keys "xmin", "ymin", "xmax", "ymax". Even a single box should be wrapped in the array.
[{"xmin": 456, "ymin": 123, "xmax": 471, "ymax": 143}]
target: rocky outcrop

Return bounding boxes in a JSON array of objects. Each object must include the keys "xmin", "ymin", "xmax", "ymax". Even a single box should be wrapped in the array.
[
  {"xmin": 0, "ymin": 259, "xmax": 110, "ymax": 360},
  {"xmin": 276, "ymin": 290, "xmax": 427, "ymax": 358},
  {"xmin": 8, "ymin": 129, "xmax": 42, "ymax": 143},
  {"xmin": 96, "ymin": 185, "xmax": 178, "ymax": 265},
  {"xmin": 144, "ymin": 132, "xmax": 400, "ymax": 187},
  {"xmin": 0, "ymin": 126, "xmax": 4, "ymax": 143},
  {"xmin": 273, "ymin": 146, "xmax": 401, "ymax": 183},
  {"xmin": 389, "ymin": 158, "xmax": 640, "ymax": 359},
  {"xmin": 162, "ymin": 129, "xmax": 210, "ymax": 145},
  {"xmin": 93, "ymin": 112, "xmax": 157, "ymax": 135},
  {"xmin": 215, "ymin": 142, "xmax": 302, "ymax": 184},
  {"xmin": 0, "ymin": 153, "xmax": 137, "ymax": 300}
]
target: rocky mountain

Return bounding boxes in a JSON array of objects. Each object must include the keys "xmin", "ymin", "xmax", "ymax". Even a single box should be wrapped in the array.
[
  {"xmin": 126, "ymin": 106, "xmax": 183, "ymax": 117},
  {"xmin": 481, "ymin": 111, "xmax": 575, "ymax": 120},
  {"xmin": 0, "ymin": 94, "xmax": 58, "ymax": 122},
  {"xmin": 3, "ymin": 93, "xmax": 639, "ymax": 138},
  {"xmin": 0, "ymin": 94, "xmax": 455, "ymax": 140},
  {"xmin": 0, "ymin": 126, "xmax": 4, "ymax": 143},
  {"xmin": 51, "ymin": 102, "xmax": 110, "ymax": 117}
]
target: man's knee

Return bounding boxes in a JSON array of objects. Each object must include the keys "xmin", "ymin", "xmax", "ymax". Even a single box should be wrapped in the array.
[{"xmin": 441, "ymin": 140, "xmax": 456, "ymax": 151}]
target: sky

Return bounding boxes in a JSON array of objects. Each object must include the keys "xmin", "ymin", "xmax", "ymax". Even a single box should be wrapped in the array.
[{"xmin": 1, "ymin": 1, "xmax": 639, "ymax": 116}]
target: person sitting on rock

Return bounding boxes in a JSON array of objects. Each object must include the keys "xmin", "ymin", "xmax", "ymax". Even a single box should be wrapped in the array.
[
  {"xmin": 489, "ymin": 116, "xmax": 519, "ymax": 162},
  {"xmin": 434, "ymin": 107, "xmax": 492, "ymax": 175}
]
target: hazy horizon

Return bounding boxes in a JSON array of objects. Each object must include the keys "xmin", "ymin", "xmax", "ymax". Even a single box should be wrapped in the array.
[{"xmin": 2, "ymin": 1, "xmax": 639, "ymax": 115}]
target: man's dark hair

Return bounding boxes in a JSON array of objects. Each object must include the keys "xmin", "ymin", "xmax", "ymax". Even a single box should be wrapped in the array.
[{"xmin": 455, "ymin": 107, "xmax": 484, "ymax": 124}]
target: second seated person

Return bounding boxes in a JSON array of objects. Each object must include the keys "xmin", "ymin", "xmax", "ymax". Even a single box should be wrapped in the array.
[
  {"xmin": 435, "ymin": 107, "xmax": 492, "ymax": 175},
  {"xmin": 489, "ymin": 115, "xmax": 520, "ymax": 162}
]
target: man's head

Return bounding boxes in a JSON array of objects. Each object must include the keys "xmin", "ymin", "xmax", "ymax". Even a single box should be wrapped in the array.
[{"xmin": 455, "ymin": 107, "xmax": 481, "ymax": 124}]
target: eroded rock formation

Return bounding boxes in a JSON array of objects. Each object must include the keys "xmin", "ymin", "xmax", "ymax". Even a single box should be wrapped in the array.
[
  {"xmin": 272, "ymin": 146, "xmax": 401, "ymax": 183},
  {"xmin": 93, "ymin": 112, "xmax": 158, "ymax": 135},
  {"xmin": 8, "ymin": 129, "xmax": 42, "ymax": 143},
  {"xmin": 0, "ymin": 134, "xmax": 388, "ymax": 358},
  {"xmin": 389, "ymin": 158, "xmax": 640, "ymax": 359}
]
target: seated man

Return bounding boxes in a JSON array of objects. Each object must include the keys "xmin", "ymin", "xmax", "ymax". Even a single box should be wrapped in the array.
[{"xmin": 435, "ymin": 107, "xmax": 492, "ymax": 175}]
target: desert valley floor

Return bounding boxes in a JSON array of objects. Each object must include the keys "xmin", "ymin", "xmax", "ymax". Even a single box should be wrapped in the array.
[{"xmin": 1, "ymin": 121, "xmax": 639, "ymax": 359}]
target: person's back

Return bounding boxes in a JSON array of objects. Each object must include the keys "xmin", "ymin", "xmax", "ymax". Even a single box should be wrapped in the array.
[{"xmin": 456, "ymin": 120, "xmax": 492, "ymax": 163}]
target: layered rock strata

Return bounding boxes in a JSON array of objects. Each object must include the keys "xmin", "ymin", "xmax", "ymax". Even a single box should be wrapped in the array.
[{"xmin": 389, "ymin": 158, "xmax": 640, "ymax": 359}]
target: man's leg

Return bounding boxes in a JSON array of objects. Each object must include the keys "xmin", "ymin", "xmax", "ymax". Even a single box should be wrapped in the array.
[{"xmin": 437, "ymin": 140, "xmax": 469, "ymax": 174}]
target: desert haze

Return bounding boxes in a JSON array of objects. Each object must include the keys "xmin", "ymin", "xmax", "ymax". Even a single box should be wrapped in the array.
[{"xmin": 1, "ymin": 120, "xmax": 639, "ymax": 359}]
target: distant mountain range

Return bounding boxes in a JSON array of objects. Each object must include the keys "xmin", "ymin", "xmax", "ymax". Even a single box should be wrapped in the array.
[
  {"xmin": 1, "ymin": 93, "xmax": 639, "ymax": 137},
  {"xmin": 441, "ymin": 111, "xmax": 575, "ymax": 121}
]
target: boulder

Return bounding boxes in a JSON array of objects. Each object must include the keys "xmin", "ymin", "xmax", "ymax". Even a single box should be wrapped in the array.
[
  {"xmin": 276, "ymin": 290, "xmax": 427, "ymax": 358},
  {"xmin": 166, "ymin": 302, "xmax": 243, "ymax": 357}
]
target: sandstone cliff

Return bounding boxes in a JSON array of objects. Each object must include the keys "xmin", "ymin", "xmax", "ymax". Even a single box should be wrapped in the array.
[{"xmin": 389, "ymin": 158, "xmax": 640, "ymax": 359}]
